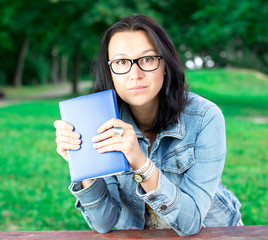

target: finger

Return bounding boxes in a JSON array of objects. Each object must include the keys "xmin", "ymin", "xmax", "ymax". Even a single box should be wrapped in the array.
[
  {"xmin": 57, "ymin": 142, "xmax": 81, "ymax": 152},
  {"xmin": 97, "ymin": 118, "xmax": 125, "ymax": 133},
  {"xmin": 56, "ymin": 128, "xmax": 81, "ymax": 139},
  {"xmin": 56, "ymin": 135, "xmax": 81, "ymax": 145},
  {"xmin": 92, "ymin": 128, "xmax": 115, "ymax": 143},
  {"xmin": 93, "ymin": 135, "xmax": 122, "ymax": 149},
  {"xmin": 54, "ymin": 120, "xmax": 74, "ymax": 131},
  {"xmin": 96, "ymin": 142, "xmax": 125, "ymax": 154}
]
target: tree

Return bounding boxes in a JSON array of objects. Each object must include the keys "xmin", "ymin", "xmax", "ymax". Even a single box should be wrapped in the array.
[
  {"xmin": 14, "ymin": 36, "xmax": 30, "ymax": 86},
  {"xmin": 1, "ymin": 0, "xmax": 267, "ymax": 88},
  {"xmin": 182, "ymin": 0, "xmax": 268, "ymax": 72}
]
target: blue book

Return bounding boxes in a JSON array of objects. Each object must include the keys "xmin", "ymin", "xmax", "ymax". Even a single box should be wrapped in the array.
[{"xmin": 59, "ymin": 90, "xmax": 129, "ymax": 182}]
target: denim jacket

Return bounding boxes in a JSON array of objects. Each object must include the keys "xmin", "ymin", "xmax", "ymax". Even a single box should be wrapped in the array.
[{"xmin": 69, "ymin": 92, "xmax": 241, "ymax": 236}]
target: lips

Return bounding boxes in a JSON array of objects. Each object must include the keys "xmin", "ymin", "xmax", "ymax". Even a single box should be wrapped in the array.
[{"xmin": 128, "ymin": 86, "xmax": 147, "ymax": 93}]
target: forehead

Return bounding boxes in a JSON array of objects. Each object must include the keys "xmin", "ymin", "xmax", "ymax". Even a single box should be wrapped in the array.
[{"xmin": 108, "ymin": 30, "xmax": 156, "ymax": 58}]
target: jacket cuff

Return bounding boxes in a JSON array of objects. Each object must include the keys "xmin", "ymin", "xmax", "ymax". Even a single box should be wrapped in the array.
[
  {"xmin": 69, "ymin": 178, "xmax": 106, "ymax": 207},
  {"xmin": 136, "ymin": 171, "xmax": 180, "ymax": 215}
]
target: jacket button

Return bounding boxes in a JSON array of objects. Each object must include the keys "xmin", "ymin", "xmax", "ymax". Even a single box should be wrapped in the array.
[
  {"xmin": 160, "ymin": 205, "xmax": 167, "ymax": 211},
  {"xmin": 177, "ymin": 162, "xmax": 182, "ymax": 169},
  {"xmin": 149, "ymin": 196, "xmax": 156, "ymax": 201}
]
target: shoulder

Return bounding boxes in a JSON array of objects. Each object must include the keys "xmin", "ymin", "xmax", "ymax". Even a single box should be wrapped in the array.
[
  {"xmin": 182, "ymin": 92, "xmax": 225, "ymax": 133},
  {"xmin": 183, "ymin": 91, "xmax": 222, "ymax": 117}
]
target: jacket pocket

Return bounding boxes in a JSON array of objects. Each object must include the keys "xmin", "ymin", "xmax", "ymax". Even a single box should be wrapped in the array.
[{"xmin": 162, "ymin": 144, "xmax": 196, "ymax": 174}]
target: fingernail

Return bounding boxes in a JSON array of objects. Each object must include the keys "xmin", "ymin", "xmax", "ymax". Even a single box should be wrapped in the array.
[
  {"xmin": 73, "ymin": 132, "xmax": 80, "ymax": 139},
  {"xmin": 91, "ymin": 136, "xmax": 97, "ymax": 142}
]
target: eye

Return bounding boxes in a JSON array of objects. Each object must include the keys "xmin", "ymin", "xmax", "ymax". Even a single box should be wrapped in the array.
[
  {"xmin": 115, "ymin": 59, "xmax": 128, "ymax": 65},
  {"xmin": 142, "ymin": 56, "xmax": 154, "ymax": 63}
]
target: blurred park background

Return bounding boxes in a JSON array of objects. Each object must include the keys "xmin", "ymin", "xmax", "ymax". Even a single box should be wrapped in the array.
[{"xmin": 0, "ymin": 0, "xmax": 267, "ymax": 231}]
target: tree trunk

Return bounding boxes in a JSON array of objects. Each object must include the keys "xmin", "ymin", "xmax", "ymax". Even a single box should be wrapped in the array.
[
  {"xmin": 14, "ymin": 36, "xmax": 30, "ymax": 86},
  {"xmin": 72, "ymin": 49, "xmax": 80, "ymax": 94},
  {"xmin": 51, "ymin": 47, "xmax": 59, "ymax": 84},
  {"xmin": 61, "ymin": 55, "xmax": 68, "ymax": 82}
]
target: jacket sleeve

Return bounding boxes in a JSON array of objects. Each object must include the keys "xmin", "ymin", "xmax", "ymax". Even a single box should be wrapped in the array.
[
  {"xmin": 137, "ymin": 106, "xmax": 226, "ymax": 236},
  {"xmin": 69, "ymin": 175, "xmax": 122, "ymax": 233}
]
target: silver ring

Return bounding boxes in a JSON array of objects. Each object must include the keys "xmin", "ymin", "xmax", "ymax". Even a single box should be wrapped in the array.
[{"xmin": 113, "ymin": 127, "xmax": 124, "ymax": 137}]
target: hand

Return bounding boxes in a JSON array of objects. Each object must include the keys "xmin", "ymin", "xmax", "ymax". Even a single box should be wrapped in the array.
[
  {"xmin": 54, "ymin": 120, "xmax": 81, "ymax": 161},
  {"xmin": 91, "ymin": 118, "xmax": 147, "ymax": 170}
]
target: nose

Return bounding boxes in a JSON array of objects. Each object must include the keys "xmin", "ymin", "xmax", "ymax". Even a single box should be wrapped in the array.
[{"xmin": 129, "ymin": 62, "xmax": 144, "ymax": 80}]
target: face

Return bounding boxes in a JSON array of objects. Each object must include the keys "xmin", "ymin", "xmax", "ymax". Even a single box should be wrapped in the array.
[{"xmin": 108, "ymin": 30, "xmax": 165, "ymax": 109}]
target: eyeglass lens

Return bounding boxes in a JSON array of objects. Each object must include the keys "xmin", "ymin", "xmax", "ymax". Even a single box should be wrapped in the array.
[{"xmin": 110, "ymin": 56, "xmax": 161, "ymax": 74}]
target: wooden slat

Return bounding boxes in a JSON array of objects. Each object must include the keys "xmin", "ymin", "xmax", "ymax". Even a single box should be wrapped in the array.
[{"xmin": 0, "ymin": 225, "xmax": 267, "ymax": 240}]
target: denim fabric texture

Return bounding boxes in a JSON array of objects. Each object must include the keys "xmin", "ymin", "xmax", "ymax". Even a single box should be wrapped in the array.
[{"xmin": 69, "ymin": 92, "xmax": 241, "ymax": 236}]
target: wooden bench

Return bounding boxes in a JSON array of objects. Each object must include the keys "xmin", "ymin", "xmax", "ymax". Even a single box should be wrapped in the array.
[{"xmin": 0, "ymin": 225, "xmax": 267, "ymax": 239}]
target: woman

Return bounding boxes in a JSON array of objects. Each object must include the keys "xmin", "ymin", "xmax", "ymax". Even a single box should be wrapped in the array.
[{"xmin": 54, "ymin": 15, "xmax": 242, "ymax": 236}]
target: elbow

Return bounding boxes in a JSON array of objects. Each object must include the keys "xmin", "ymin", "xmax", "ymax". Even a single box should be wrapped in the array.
[
  {"xmin": 90, "ymin": 208, "xmax": 120, "ymax": 234},
  {"xmin": 175, "ymin": 224, "xmax": 202, "ymax": 237},
  {"xmin": 89, "ymin": 220, "xmax": 116, "ymax": 234},
  {"xmin": 182, "ymin": 225, "xmax": 202, "ymax": 237},
  {"xmin": 93, "ymin": 227, "xmax": 112, "ymax": 234},
  {"xmin": 182, "ymin": 214, "xmax": 203, "ymax": 236},
  {"xmin": 171, "ymin": 212, "xmax": 203, "ymax": 237},
  {"xmin": 83, "ymin": 214, "xmax": 114, "ymax": 234}
]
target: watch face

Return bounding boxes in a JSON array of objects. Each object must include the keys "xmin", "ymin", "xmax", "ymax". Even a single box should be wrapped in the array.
[{"xmin": 133, "ymin": 174, "xmax": 143, "ymax": 183}]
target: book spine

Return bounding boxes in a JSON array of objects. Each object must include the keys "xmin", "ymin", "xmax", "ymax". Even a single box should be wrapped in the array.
[{"xmin": 111, "ymin": 90, "xmax": 120, "ymax": 119}]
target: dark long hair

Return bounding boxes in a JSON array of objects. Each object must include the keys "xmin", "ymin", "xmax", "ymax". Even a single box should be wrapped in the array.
[{"xmin": 94, "ymin": 15, "xmax": 188, "ymax": 133}]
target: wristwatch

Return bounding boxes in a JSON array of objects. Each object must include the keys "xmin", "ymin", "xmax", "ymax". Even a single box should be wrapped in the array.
[
  {"xmin": 133, "ymin": 161, "xmax": 156, "ymax": 183},
  {"xmin": 133, "ymin": 174, "xmax": 144, "ymax": 183}
]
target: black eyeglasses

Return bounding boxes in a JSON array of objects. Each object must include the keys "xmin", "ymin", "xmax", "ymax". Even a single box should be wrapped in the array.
[{"xmin": 108, "ymin": 55, "xmax": 163, "ymax": 75}]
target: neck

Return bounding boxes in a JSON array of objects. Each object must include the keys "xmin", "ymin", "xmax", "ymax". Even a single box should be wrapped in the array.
[{"xmin": 129, "ymin": 99, "xmax": 159, "ymax": 132}]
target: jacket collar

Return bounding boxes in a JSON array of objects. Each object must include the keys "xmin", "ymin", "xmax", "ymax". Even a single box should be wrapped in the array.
[{"xmin": 120, "ymin": 103, "xmax": 185, "ymax": 141}]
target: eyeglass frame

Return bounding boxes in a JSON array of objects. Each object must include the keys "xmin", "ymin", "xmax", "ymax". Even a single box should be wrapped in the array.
[{"xmin": 107, "ymin": 55, "xmax": 163, "ymax": 75}]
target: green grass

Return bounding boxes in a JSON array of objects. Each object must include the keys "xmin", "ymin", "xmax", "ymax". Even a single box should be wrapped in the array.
[
  {"xmin": 186, "ymin": 68, "xmax": 268, "ymax": 116},
  {"xmin": 0, "ymin": 68, "xmax": 267, "ymax": 230},
  {"xmin": 223, "ymin": 119, "xmax": 268, "ymax": 225},
  {"xmin": 0, "ymin": 101, "xmax": 89, "ymax": 230},
  {"xmin": 187, "ymin": 69, "xmax": 268, "ymax": 226}
]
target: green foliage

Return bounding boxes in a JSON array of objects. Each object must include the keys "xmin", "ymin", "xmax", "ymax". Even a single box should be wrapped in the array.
[
  {"xmin": 1, "ymin": 0, "xmax": 267, "ymax": 86},
  {"xmin": 0, "ymin": 69, "xmax": 267, "ymax": 229},
  {"xmin": 23, "ymin": 53, "xmax": 50, "ymax": 85},
  {"xmin": 184, "ymin": 0, "xmax": 268, "ymax": 72}
]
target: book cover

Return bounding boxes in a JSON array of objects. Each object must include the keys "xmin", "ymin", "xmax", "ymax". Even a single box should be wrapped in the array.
[{"xmin": 59, "ymin": 89, "xmax": 129, "ymax": 182}]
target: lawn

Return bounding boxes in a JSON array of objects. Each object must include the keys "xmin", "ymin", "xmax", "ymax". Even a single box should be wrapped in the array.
[
  {"xmin": 187, "ymin": 69, "xmax": 268, "ymax": 225},
  {"xmin": 0, "ymin": 68, "xmax": 267, "ymax": 230}
]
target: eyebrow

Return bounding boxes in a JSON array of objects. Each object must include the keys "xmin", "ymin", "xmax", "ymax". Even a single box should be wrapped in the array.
[{"xmin": 111, "ymin": 49, "xmax": 157, "ymax": 59}]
